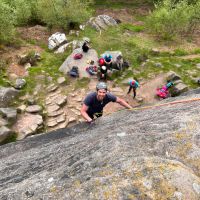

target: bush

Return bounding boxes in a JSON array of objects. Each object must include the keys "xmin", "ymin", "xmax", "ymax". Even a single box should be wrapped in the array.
[
  {"xmin": 37, "ymin": 0, "xmax": 94, "ymax": 29},
  {"xmin": 146, "ymin": 0, "xmax": 199, "ymax": 40},
  {"xmin": 0, "ymin": 2, "xmax": 16, "ymax": 43}
]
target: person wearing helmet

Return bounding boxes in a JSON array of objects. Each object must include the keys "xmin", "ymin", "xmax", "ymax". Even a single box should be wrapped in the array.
[
  {"xmin": 103, "ymin": 53, "xmax": 112, "ymax": 69},
  {"xmin": 99, "ymin": 58, "xmax": 105, "ymax": 66},
  {"xmin": 81, "ymin": 82, "xmax": 132, "ymax": 123},
  {"xmin": 127, "ymin": 80, "xmax": 139, "ymax": 98},
  {"xmin": 98, "ymin": 65, "xmax": 108, "ymax": 80}
]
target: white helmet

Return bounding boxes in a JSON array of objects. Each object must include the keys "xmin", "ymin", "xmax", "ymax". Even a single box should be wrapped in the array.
[{"xmin": 102, "ymin": 65, "xmax": 106, "ymax": 70}]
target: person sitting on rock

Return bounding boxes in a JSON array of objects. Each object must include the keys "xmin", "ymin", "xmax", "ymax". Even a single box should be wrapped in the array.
[
  {"xmin": 82, "ymin": 39, "xmax": 90, "ymax": 53},
  {"xmin": 103, "ymin": 53, "xmax": 112, "ymax": 69},
  {"xmin": 81, "ymin": 82, "xmax": 132, "ymax": 123},
  {"xmin": 127, "ymin": 80, "xmax": 139, "ymax": 99}
]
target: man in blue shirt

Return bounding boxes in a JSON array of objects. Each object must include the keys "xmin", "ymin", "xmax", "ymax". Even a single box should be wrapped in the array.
[{"xmin": 81, "ymin": 82, "xmax": 132, "ymax": 123}]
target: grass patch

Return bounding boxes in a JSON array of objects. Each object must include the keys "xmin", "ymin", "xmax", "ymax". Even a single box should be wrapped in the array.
[
  {"xmin": 174, "ymin": 49, "xmax": 188, "ymax": 56},
  {"xmin": 74, "ymin": 77, "xmax": 90, "ymax": 89},
  {"xmin": 0, "ymin": 132, "xmax": 17, "ymax": 145},
  {"xmin": 121, "ymin": 23, "xmax": 144, "ymax": 32},
  {"xmin": 22, "ymin": 50, "xmax": 70, "ymax": 95}
]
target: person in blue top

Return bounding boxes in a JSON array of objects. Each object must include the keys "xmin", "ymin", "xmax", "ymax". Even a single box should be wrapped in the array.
[
  {"xmin": 81, "ymin": 82, "xmax": 132, "ymax": 123},
  {"xmin": 127, "ymin": 80, "xmax": 139, "ymax": 99},
  {"xmin": 103, "ymin": 53, "xmax": 112, "ymax": 69}
]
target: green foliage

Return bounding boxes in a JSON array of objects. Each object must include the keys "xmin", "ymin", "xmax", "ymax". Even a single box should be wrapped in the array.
[
  {"xmin": 22, "ymin": 51, "xmax": 69, "ymax": 95},
  {"xmin": 0, "ymin": 133, "xmax": 17, "ymax": 145},
  {"xmin": 120, "ymin": 23, "xmax": 145, "ymax": 32},
  {"xmin": 37, "ymin": 0, "xmax": 94, "ymax": 29},
  {"xmin": 146, "ymin": 0, "xmax": 200, "ymax": 40},
  {"xmin": 0, "ymin": 1, "xmax": 16, "ymax": 43},
  {"xmin": 174, "ymin": 48, "xmax": 188, "ymax": 56},
  {"xmin": 75, "ymin": 77, "xmax": 90, "ymax": 89}
]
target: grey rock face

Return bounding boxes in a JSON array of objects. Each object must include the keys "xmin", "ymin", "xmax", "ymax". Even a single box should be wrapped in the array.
[
  {"xmin": 88, "ymin": 15, "xmax": 117, "ymax": 31},
  {"xmin": 171, "ymin": 82, "xmax": 189, "ymax": 96},
  {"xmin": 14, "ymin": 78, "xmax": 26, "ymax": 89},
  {"xmin": 13, "ymin": 113, "xmax": 43, "ymax": 140},
  {"xmin": 48, "ymin": 32, "xmax": 67, "ymax": 50},
  {"xmin": 0, "ymin": 87, "xmax": 19, "ymax": 107},
  {"xmin": 167, "ymin": 71, "xmax": 181, "ymax": 82},
  {"xmin": 0, "ymin": 108, "xmax": 17, "ymax": 124},
  {"xmin": 0, "ymin": 92, "xmax": 200, "ymax": 199},
  {"xmin": 25, "ymin": 105, "xmax": 42, "ymax": 113}
]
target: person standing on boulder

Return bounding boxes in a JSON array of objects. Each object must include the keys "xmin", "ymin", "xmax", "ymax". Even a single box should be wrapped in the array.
[
  {"xmin": 127, "ymin": 80, "xmax": 139, "ymax": 99},
  {"xmin": 82, "ymin": 39, "xmax": 90, "ymax": 53},
  {"xmin": 81, "ymin": 82, "xmax": 132, "ymax": 123}
]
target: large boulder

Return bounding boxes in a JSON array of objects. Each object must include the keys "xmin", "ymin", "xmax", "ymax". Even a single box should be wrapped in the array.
[
  {"xmin": 48, "ymin": 32, "xmax": 67, "ymax": 50},
  {"xmin": 87, "ymin": 15, "xmax": 117, "ymax": 31},
  {"xmin": 59, "ymin": 48, "xmax": 99, "ymax": 78},
  {"xmin": 0, "ymin": 87, "xmax": 19, "ymax": 107},
  {"xmin": 13, "ymin": 113, "xmax": 43, "ymax": 140},
  {"xmin": 1, "ymin": 91, "xmax": 200, "ymax": 199}
]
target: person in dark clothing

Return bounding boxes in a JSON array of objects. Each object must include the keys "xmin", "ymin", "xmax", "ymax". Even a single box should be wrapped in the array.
[
  {"xmin": 82, "ymin": 41, "xmax": 90, "ymax": 53},
  {"xmin": 81, "ymin": 82, "xmax": 132, "ymax": 123},
  {"xmin": 127, "ymin": 80, "xmax": 139, "ymax": 99},
  {"xmin": 98, "ymin": 65, "xmax": 108, "ymax": 80},
  {"xmin": 103, "ymin": 53, "xmax": 112, "ymax": 69}
]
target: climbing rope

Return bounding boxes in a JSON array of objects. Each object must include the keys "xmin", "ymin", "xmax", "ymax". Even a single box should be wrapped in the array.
[{"xmin": 109, "ymin": 97, "xmax": 200, "ymax": 116}]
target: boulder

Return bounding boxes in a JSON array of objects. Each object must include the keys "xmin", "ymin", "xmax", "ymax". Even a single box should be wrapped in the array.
[
  {"xmin": 0, "ymin": 108, "xmax": 17, "ymax": 124},
  {"xmin": 154, "ymin": 62, "xmax": 163, "ymax": 68},
  {"xmin": 59, "ymin": 48, "xmax": 99, "ymax": 78},
  {"xmin": 25, "ymin": 105, "xmax": 42, "ymax": 113},
  {"xmin": 166, "ymin": 71, "xmax": 181, "ymax": 82},
  {"xmin": 57, "ymin": 77, "xmax": 66, "ymax": 85},
  {"xmin": 0, "ymin": 87, "xmax": 19, "ymax": 107},
  {"xmin": 171, "ymin": 82, "xmax": 189, "ymax": 96},
  {"xmin": 196, "ymin": 63, "xmax": 200, "ymax": 69},
  {"xmin": 87, "ymin": 15, "xmax": 117, "ymax": 31},
  {"xmin": 0, "ymin": 126, "xmax": 12, "ymax": 143},
  {"xmin": 48, "ymin": 32, "xmax": 67, "ymax": 50},
  {"xmin": 17, "ymin": 105, "xmax": 27, "ymax": 113},
  {"xmin": 13, "ymin": 113, "xmax": 43, "ymax": 140},
  {"xmin": 0, "ymin": 116, "xmax": 8, "ymax": 127},
  {"xmin": 14, "ymin": 78, "xmax": 26, "ymax": 89},
  {"xmin": 54, "ymin": 42, "xmax": 72, "ymax": 54},
  {"xmin": 151, "ymin": 48, "xmax": 160, "ymax": 55}
]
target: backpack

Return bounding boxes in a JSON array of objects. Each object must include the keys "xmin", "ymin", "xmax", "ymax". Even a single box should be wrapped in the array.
[
  {"xmin": 69, "ymin": 66, "xmax": 79, "ymax": 77},
  {"xmin": 73, "ymin": 53, "xmax": 83, "ymax": 60}
]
